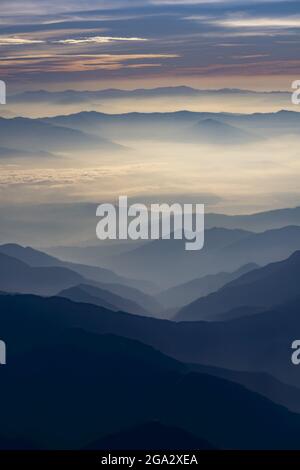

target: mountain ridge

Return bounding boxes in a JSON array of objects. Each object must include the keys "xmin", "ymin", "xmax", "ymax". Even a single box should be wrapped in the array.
[{"xmin": 176, "ymin": 250, "xmax": 300, "ymax": 322}]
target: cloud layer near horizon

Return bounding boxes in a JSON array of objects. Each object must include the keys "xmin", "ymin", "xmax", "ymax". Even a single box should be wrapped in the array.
[{"xmin": 0, "ymin": 0, "xmax": 299, "ymax": 88}]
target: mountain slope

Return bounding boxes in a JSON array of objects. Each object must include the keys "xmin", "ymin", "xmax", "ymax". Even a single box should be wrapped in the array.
[
  {"xmin": 158, "ymin": 263, "xmax": 258, "ymax": 309},
  {"xmin": 101, "ymin": 227, "xmax": 253, "ymax": 287},
  {"xmin": 0, "ymin": 243, "xmax": 158, "ymax": 297},
  {"xmin": 0, "ymin": 252, "xmax": 83, "ymax": 296},
  {"xmin": 85, "ymin": 422, "xmax": 215, "ymax": 450},
  {"xmin": 59, "ymin": 284, "xmax": 150, "ymax": 317},
  {"xmin": 0, "ymin": 252, "xmax": 149, "ymax": 315},
  {"xmin": 0, "ymin": 244, "xmax": 161, "ymax": 314},
  {"xmin": 189, "ymin": 364, "xmax": 300, "ymax": 414},
  {"xmin": 176, "ymin": 251, "xmax": 300, "ymax": 321},
  {"xmin": 206, "ymin": 206, "xmax": 300, "ymax": 232},
  {"xmin": 2, "ymin": 204, "xmax": 300, "ymax": 250},
  {"xmin": 2, "ymin": 293, "xmax": 300, "ymax": 388},
  {"xmin": 189, "ymin": 118, "xmax": 257, "ymax": 144},
  {"xmin": 0, "ymin": 117, "xmax": 121, "ymax": 154},
  {"xmin": 1, "ymin": 317, "xmax": 300, "ymax": 449},
  {"xmin": 99, "ymin": 225, "xmax": 300, "ymax": 288},
  {"xmin": 42, "ymin": 110, "xmax": 300, "ymax": 142}
]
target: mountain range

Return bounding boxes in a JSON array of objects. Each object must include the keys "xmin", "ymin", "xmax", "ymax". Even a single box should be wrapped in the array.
[
  {"xmin": 0, "ymin": 243, "xmax": 156, "ymax": 294},
  {"xmin": 0, "ymin": 252, "xmax": 83, "ymax": 296},
  {"xmin": 1, "ymin": 290, "xmax": 300, "ymax": 388},
  {"xmin": 41, "ymin": 109, "xmax": 300, "ymax": 144},
  {"xmin": 94, "ymin": 225, "xmax": 300, "ymax": 287},
  {"xmin": 2, "ymin": 236, "xmax": 300, "ymax": 448},
  {"xmin": 58, "ymin": 283, "xmax": 155, "ymax": 317},
  {"xmin": 3, "ymin": 82, "xmax": 300, "ymax": 451},
  {"xmin": 176, "ymin": 251, "xmax": 300, "ymax": 322},
  {"xmin": 0, "ymin": 249, "xmax": 159, "ymax": 315},
  {"xmin": 158, "ymin": 263, "xmax": 258, "ymax": 309},
  {"xmin": 11, "ymin": 86, "xmax": 291, "ymax": 104},
  {"xmin": 1, "ymin": 300, "xmax": 300, "ymax": 449},
  {"xmin": 2, "ymin": 203, "xmax": 300, "ymax": 249},
  {"xmin": 0, "ymin": 116, "xmax": 122, "ymax": 158}
]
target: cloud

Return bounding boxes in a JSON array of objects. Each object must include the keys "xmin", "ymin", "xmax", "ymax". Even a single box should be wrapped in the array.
[
  {"xmin": 56, "ymin": 36, "xmax": 148, "ymax": 44},
  {"xmin": 232, "ymin": 54, "xmax": 270, "ymax": 59},
  {"xmin": 0, "ymin": 52, "xmax": 179, "ymax": 77},
  {"xmin": 217, "ymin": 16, "xmax": 300, "ymax": 29},
  {"xmin": 0, "ymin": 161, "xmax": 167, "ymax": 189},
  {"xmin": 0, "ymin": 0, "xmax": 299, "ymax": 85},
  {"xmin": 171, "ymin": 59, "xmax": 300, "ymax": 76},
  {"xmin": 0, "ymin": 37, "xmax": 45, "ymax": 45}
]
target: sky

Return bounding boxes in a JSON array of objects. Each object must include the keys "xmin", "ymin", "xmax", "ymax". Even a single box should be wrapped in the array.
[
  {"xmin": 0, "ymin": 0, "xmax": 300, "ymax": 91},
  {"xmin": 1, "ymin": 0, "xmax": 300, "ymax": 242}
]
